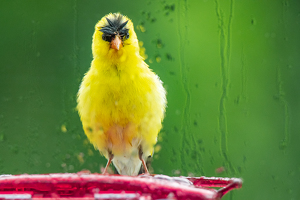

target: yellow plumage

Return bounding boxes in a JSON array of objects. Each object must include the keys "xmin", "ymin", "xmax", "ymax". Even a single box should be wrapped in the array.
[{"xmin": 77, "ymin": 13, "xmax": 166, "ymax": 176}]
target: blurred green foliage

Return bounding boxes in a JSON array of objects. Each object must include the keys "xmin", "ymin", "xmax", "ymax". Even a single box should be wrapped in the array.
[{"xmin": 0, "ymin": 0, "xmax": 300, "ymax": 199}]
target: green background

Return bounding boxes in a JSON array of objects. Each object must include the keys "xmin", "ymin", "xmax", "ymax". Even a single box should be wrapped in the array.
[{"xmin": 0, "ymin": 0, "xmax": 300, "ymax": 199}]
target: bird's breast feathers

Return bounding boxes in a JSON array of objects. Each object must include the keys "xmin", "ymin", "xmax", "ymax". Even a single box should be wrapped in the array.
[{"xmin": 77, "ymin": 61, "xmax": 165, "ymax": 156}]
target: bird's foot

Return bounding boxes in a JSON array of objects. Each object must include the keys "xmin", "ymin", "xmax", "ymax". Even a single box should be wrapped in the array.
[{"xmin": 102, "ymin": 151, "xmax": 114, "ymax": 175}]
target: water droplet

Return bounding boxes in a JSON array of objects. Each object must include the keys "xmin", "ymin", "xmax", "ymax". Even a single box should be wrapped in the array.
[
  {"xmin": 65, "ymin": 154, "xmax": 71, "ymax": 159},
  {"xmin": 155, "ymin": 39, "xmax": 163, "ymax": 48},
  {"xmin": 283, "ymin": 1, "xmax": 289, "ymax": 7},
  {"xmin": 173, "ymin": 169, "xmax": 181, "ymax": 175},
  {"xmin": 68, "ymin": 165, "xmax": 74, "ymax": 171},
  {"xmin": 234, "ymin": 96, "xmax": 240, "ymax": 104},
  {"xmin": 136, "ymin": 25, "xmax": 146, "ymax": 32},
  {"xmin": 243, "ymin": 156, "xmax": 247, "ymax": 163},
  {"xmin": 193, "ymin": 120, "xmax": 197, "ymax": 126},
  {"xmin": 155, "ymin": 56, "xmax": 161, "ymax": 63},
  {"xmin": 273, "ymin": 94, "xmax": 280, "ymax": 100},
  {"xmin": 215, "ymin": 166, "xmax": 226, "ymax": 173},
  {"xmin": 174, "ymin": 126, "xmax": 178, "ymax": 132},
  {"xmin": 237, "ymin": 166, "xmax": 242, "ymax": 173},
  {"xmin": 279, "ymin": 141, "xmax": 287, "ymax": 150},
  {"xmin": 187, "ymin": 172, "xmax": 194, "ymax": 177},
  {"xmin": 251, "ymin": 18, "xmax": 256, "ymax": 25},
  {"xmin": 166, "ymin": 53, "xmax": 173, "ymax": 61},
  {"xmin": 83, "ymin": 139, "xmax": 89, "ymax": 146},
  {"xmin": 0, "ymin": 133, "xmax": 4, "ymax": 142},
  {"xmin": 88, "ymin": 149, "xmax": 94, "ymax": 156},
  {"xmin": 61, "ymin": 124, "xmax": 67, "ymax": 133},
  {"xmin": 77, "ymin": 152, "xmax": 85, "ymax": 164},
  {"xmin": 157, "ymin": 134, "xmax": 163, "ymax": 142},
  {"xmin": 154, "ymin": 145, "xmax": 161, "ymax": 153}
]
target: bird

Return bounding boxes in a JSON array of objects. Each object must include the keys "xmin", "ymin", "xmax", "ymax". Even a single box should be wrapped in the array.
[{"xmin": 77, "ymin": 13, "xmax": 166, "ymax": 176}]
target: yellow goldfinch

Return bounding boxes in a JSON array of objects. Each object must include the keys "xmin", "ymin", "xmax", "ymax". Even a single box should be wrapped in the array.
[{"xmin": 77, "ymin": 13, "xmax": 166, "ymax": 176}]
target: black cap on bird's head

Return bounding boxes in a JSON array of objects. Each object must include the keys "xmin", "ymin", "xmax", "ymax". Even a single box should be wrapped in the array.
[{"xmin": 100, "ymin": 14, "xmax": 129, "ymax": 50}]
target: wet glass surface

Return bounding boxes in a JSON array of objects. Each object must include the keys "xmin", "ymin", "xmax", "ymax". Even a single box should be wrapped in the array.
[{"xmin": 0, "ymin": 0, "xmax": 300, "ymax": 199}]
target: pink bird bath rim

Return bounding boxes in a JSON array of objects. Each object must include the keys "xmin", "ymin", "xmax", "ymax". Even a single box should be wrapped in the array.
[{"xmin": 0, "ymin": 173, "xmax": 242, "ymax": 200}]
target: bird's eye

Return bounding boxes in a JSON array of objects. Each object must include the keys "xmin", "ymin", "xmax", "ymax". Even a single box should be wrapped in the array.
[
  {"xmin": 102, "ymin": 34, "xmax": 112, "ymax": 42},
  {"xmin": 120, "ymin": 32, "xmax": 129, "ymax": 41}
]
